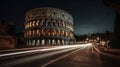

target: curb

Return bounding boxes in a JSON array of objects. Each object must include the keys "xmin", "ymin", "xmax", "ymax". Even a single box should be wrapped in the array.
[{"xmin": 93, "ymin": 46, "xmax": 120, "ymax": 61}]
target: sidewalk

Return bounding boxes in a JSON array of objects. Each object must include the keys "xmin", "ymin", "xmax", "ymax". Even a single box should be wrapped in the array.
[{"xmin": 93, "ymin": 45, "xmax": 120, "ymax": 62}]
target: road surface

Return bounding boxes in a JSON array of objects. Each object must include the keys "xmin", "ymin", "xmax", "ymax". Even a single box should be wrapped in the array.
[
  {"xmin": 0, "ymin": 43, "xmax": 119, "ymax": 67},
  {"xmin": 44, "ymin": 43, "xmax": 102, "ymax": 67}
]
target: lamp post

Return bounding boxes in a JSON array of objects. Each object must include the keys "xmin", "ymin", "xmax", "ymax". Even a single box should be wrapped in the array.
[{"xmin": 96, "ymin": 37, "xmax": 100, "ymax": 46}]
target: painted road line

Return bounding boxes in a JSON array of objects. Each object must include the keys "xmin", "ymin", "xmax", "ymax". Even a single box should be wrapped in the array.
[{"xmin": 41, "ymin": 46, "xmax": 86, "ymax": 67}]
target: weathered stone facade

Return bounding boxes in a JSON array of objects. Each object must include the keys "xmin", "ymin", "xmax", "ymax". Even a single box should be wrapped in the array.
[{"xmin": 24, "ymin": 7, "xmax": 75, "ymax": 46}]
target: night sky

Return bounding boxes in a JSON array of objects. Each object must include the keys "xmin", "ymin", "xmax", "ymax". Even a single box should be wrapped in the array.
[{"xmin": 0, "ymin": 0, "xmax": 115, "ymax": 35}]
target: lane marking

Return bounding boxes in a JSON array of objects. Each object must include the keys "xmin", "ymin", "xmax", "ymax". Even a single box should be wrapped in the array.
[
  {"xmin": 0, "ymin": 43, "xmax": 91, "ymax": 67},
  {"xmin": 0, "ymin": 47, "xmax": 83, "ymax": 67},
  {"xmin": 41, "ymin": 47, "xmax": 85, "ymax": 67}
]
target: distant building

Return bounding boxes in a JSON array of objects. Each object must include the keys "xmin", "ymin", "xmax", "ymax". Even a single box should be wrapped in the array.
[
  {"xmin": 24, "ymin": 7, "xmax": 75, "ymax": 46},
  {"xmin": 0, "ymin": 34, "xmax": 16, "ymax": 49},
  {"xmin": 16, "ymin": 32, "xmax": 26, "ymax": 48},
  {"xmin": 0, "ymin": 20, "xmax": 16, "ymax": 49}
]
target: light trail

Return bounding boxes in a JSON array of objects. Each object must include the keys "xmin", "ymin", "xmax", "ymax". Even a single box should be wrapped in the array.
[
  {"xmin": 0, "ymin": 46, "xmax": 84, "ymax": 67},
  {"xmin": 0, "ymin": 43, "xmax": 92, "ymax": 57}
]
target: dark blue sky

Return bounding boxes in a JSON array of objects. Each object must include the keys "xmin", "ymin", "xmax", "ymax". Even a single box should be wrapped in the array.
[{"xmin": 0, "ymin": 0, "xmax": 115, "ymax": 35}]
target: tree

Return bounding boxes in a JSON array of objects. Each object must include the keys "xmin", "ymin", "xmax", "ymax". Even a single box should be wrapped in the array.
[{"xmin": 103, "ymin": 0, "xmax": 120, "ymax": 48}]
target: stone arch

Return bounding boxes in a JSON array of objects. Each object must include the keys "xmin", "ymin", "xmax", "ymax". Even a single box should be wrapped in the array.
[
  {"xmin": 32, "ymin": 30, "xmax": 35, "ymax": 36},
  {"xmin": 29, "ymin": 30, "xmax": 32, "ymax": 36},
  {"xmin": 32, "ymin": 21, "xmax": 36, "ymax": 27},
  {"xmin": 47, "ymin": 20, "xmax": 51, "ymax": 27},
  {"xmin": 45, "ymin": 39, "xmax": 49, "ymax": 45},
  {"xmin": 57, "ymin": 29, "xmax": 61, "ymax": 36},
  {"xmin": 62, "ymin": 40, "xmax": 65, "ymax": 45},
  {"xmin": 36, "ymin": 20, "xmax": 39, "ymax": 26},
  {"xmin": 58, "ymin": 21, "xmax": 61, "ymax": 27},
  {"xmin": 52, "ymin": 20, "xmax": 56, "ymax": 27},
  {"xmin": 43, "ymin": 19, "xmax": 47, "ymax": 27},
  {"xmin": 32, "ymin": 40, "xmax": 36, "ymax": 46},
  {"xmin": 26, "ymin": 40, "xmax": 29, "ymax": 46},
  {"xmin": 52, "ymin": 39, "xmax": 56, "ymax": 45},
  {"xmin": 41, "ymin": 39, "xmax": 45, "ymax": 45},
  {"xmin": 48, "ymin": 39, "xmax": 51, "ymax": 45},
  {"xmin": 29, "ymin": 40, "xmax": 31, "ymax": 46},
  {"xmin": 40, "ymin": 19, "xmax": 44, "ymax": 26},
  {"xmin": 41, "ymin": 29, "xmax": 45, "ymax": 36},
  {"xmin": 65, "ymin": 40, "xmax": 68, "ymax": 45},
  {"xmin": 29, "ymin": 21, "xmax": 32, "ymax": 27},
  {"xmin": 46, "ymin": 29, "xmax": 50, "ymax": 36},
  {"xmin": 57, "ymin": 39, "xmax": 60, "ymax": 45},
  {"xmin": 36, "ymin": 30, "xmax": 39, "ymax": 35},
  {"xmin": 36, "ymin": 40, "xmax": 40, "ymax": 46}
]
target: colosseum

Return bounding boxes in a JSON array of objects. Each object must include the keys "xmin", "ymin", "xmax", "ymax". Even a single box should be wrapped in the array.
[{"xmin": 24, "ymin": 7, "xmax": 75, "ymax": 46}]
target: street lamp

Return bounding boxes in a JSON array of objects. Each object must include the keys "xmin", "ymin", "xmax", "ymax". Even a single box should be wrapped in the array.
[
  {"xmin": 97, "ymin": 37, "xmax": 100, "ymax": 40},
  {"xmin": 86, "ymin": 38, "xmax": 89, "ymax": 41}
]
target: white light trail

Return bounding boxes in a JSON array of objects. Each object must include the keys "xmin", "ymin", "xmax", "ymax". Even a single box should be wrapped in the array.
[{"xmin": 0, "ymin": 43, "xmax": 91, "ymax": 57}]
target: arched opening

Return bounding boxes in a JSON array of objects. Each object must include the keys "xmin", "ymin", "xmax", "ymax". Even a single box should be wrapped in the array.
[
  {"xmin": 29, "ymin": 40, "xmax": 31, "ymax": 46},
  {"xmin": 26, "ymin": 40, "xmax": 29, "ymax": 46},
  {"xmin": 40, "ymin": 19, "xmax": 44, "ymax": 26},
  {"xmin": 57, "ymin": 30, "xmax": 61, "ymax": 36},
  {"xmin": 32, "ymin": 21, "xmax": 35, "ymax": 27},
  {"xmin": 36, "ymin": 40, "xmax": 40, "ymax": 46},
  {"xmin": 52, "ymin": 29, "xmax": 56, "ymax": 36},
  {"xmin": 30, "ymin": 22, "xmax": 32, "ymax": 27},
  {"xmin": 52, "ymin": 39, "xmax": 56, "ymax": 45},
  {"xmin": 32, "ymin": 40, "xmax": 35, "ymax": 46},
  {"xmin": 32, "ymin": 30, "xmax": 35, "ymax": 36},
  {"xmin": 53, "ymin": 22, "xmax": 56, "ymax": 27},
  {"xmin": 41, "ymin": 29, "xmax": 45, "ymax": 36},
  {"xmin": 27, "ymin": 23, "xmax": 29, "ymax": 28},
  {"xmin": 48, "ymin": 39, "xmax": 51, "ymax": 45},
  {"xmin": 36, "ymin": 20, "xmax": 39, "ymax": 26},
  {"xmin": 46, "ymin": 29, "xmax": 51, "ymax": 36},
  {"xmin": 43, "ymin": 19, "xmax": 46, "ymax": 27},
  {"xmin": 65, "ymin": 40, "xmax": 68, "ymax": 45},
  {"xmin": 57, "ymin": 39, "xmax": 60, "ymax": 45},
  {"xmin": 48, "ymin": 21, "xmax": 51, "ymax": 27},
  {"xmin": 58, "ymin": 22, "xmax": 61, "ymax": 27},
  {"xmin": 29, "ymin": 30, "xmax": 31, "ymax": 36},
  {"xmin": 36, "ymin": 30, "xmax": 40, "ymax": 36},
  {"xmin": 62, "ymin": 22, "xmax": 65, "ymax": 27},
  {"xmin": 41, "ymin": 39, "xmax": 45, "ymax": 45},
  {"xmin": 62, "ymin": 40, "xmax": 65, "ymax": 45}
]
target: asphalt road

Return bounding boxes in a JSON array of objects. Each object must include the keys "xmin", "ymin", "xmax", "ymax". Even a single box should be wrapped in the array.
[
  {"xmin": 0, "ymin": 44, "xmax": 86, "ymax": 67},
  {"xmin": 44, "ymin": 44, "xmax": 120, "ymax": 67},
  {"xmin": 0, "ymin": 43, "xmax": 119, "ymax": 67},
  {"xmin": 45, "ymin": 43, "xmax": 102, "ymax": 67}
]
